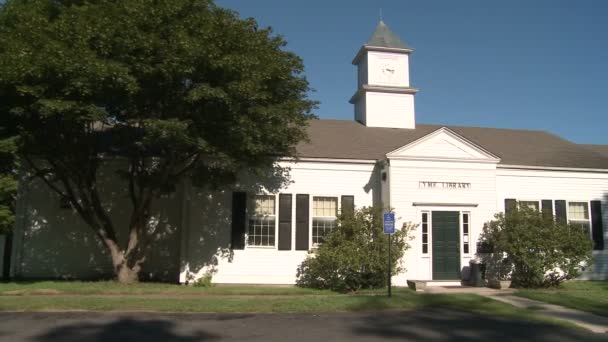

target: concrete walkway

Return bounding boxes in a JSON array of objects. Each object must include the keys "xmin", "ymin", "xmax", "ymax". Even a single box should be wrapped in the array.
[{"xmin": 425, "ymin": 286, "xmax": 608, "ymax": 334}]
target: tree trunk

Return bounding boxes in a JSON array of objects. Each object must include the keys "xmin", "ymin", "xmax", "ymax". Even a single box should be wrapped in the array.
[
  {"xmin": 116, "ymin": 262, "xmax": 140, "ymax": 284},
  {"xmin": 106, "ymin": 239, "xmax": 142, "ymax": 284}
]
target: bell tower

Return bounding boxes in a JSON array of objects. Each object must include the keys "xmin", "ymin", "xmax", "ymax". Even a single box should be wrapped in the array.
[{"xmin": 350, "ymin": 21, "xmax": 418, "ymax": 129}]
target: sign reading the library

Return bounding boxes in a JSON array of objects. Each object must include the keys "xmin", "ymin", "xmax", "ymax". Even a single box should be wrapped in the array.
[
  {"xmin": 419, "ymin": 181, "xmax": 471, "ymax": 189},
  {"xmin": 383, "ymin": 213, "xmax": 395, "ymax": 235}
]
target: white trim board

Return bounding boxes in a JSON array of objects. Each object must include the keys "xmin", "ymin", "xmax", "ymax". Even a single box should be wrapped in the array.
[{"xmin": 386, "ymin": 127, "xmax": 501, "ymax": 163}]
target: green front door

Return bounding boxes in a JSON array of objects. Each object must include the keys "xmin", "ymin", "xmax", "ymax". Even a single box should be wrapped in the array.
[{"xmin": 432, "ymin": 211, "xmax": 461, "ymax": 280}]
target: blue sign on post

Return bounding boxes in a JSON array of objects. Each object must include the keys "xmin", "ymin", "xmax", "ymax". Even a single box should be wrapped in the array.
[{"xmin": 383, "ymin": 213, "xmax": 395, "ymax": 235}]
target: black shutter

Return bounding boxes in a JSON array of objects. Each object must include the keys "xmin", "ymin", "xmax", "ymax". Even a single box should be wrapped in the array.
[
  {"xmin": 278, "ymin": 194, "xmax": 292, "ymax": 251},
  {"xmin": 541, "ymin": 200, "xmax": 553, "ymax": 220},
  {"xmin": 555, "ymin": 200, "xmax": 567, "ymax": 225},
  {"xmin": 231, "ymin": 192, "xmax": 247, "ymax": 250},
  {"xmin": 504, "ymin": 199, "xmax": 517, "ymax": 216},
  {"xmin": 341, "ymin": 195, "xmax": 355, "ymax": 216},
  {"xmin": 295, "ymin": 194, "xmax": 309, "ymax": 250},
  {"xmin": 591, "ymin": 200, "xmax": 605, "ymax": 250}
]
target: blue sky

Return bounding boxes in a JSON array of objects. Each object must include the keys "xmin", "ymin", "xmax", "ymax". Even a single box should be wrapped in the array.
[{"xmin": 217, "ymin": 0, "xmax": 608, "ymax": 144}]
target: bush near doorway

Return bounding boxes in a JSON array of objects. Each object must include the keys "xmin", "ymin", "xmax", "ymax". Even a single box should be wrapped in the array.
[
  {"xmin": 296, "ymin": 206, "xmax": 416, "ymax": 292},
  {"xmin": 479, "ymin": 208, "xmax": 593, "ymax": 288}
]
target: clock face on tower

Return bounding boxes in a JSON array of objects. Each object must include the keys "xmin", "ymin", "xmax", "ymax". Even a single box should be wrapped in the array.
[{"xmin": 380, "ymin": 62, "xmax": 398, "ymax": 83}]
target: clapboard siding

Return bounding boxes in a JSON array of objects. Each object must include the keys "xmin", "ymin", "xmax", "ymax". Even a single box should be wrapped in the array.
[
  {"xmin": 364, "ymin": 92, "xmax": 416, "ymax": 129},
  {"xmin": 367, "ymin": 51, "xmax": 410, "ymax": 87},
  {"xmin": 11, "ymin": 162, "xmax": 183, "ymax": 282},
  {"xmin": 0, "ymin": 235, "xmax": 5, "ymax": 278},
  {"xmin": 389, "ymin": 159, "xmax": 498, "ymax": 284},
  {"xmin": 579, "ymin": 252, "xmax": 608, "ymax": 280},
  {"xmin": 497, "ymin": 168, "xmax": 608, "ymax": 279},
  {"xmin": 181, "ymin": 161, "xmax": 378, "ymax": 284}
]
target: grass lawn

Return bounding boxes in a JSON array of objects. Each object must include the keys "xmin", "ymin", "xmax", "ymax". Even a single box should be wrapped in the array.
[
  {"xmin": 0, "ymin": 281, "xmax": 336, "ymax": 296},
  {"xmin": 515, "ymin": 281, "xmax": 608, "ymax": 317},
  {"xmin": 0, "ymin": 281, "xmax": 579, "ymax": 330}
]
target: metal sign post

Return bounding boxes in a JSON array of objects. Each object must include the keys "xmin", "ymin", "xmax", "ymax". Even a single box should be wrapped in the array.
[{"xmin": 383, "ymin": 213, "xmax": 395, "ymax": 297}]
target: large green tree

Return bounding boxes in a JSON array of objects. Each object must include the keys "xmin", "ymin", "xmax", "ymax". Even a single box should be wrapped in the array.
[
  {"xmin": 0, "ymin": 0, "xmax": 315, "ymax": 282},
  {"xmin": 0, "ymin": 133, "xmax": 17, "ymax": 235}
]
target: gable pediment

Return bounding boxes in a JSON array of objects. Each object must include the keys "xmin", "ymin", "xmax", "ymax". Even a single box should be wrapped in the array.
[{"xmin": 386, "ymin": 127, "xmax": 500, "ymax": 163}]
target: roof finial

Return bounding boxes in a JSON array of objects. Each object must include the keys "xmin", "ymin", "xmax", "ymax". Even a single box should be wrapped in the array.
[{"xmin": 379, "ymin": 8, "xmax": 383, "ymax": 22}]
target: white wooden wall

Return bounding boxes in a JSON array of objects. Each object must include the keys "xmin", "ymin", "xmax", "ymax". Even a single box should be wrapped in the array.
[
  {"xmin": 363, "ymin": 92, "xmax": 416, "ymax": 129},
  {"xmin": 0, "ymin": 235, "xmax": 5, "ymax": 276},
  {"xmin": 181, "ymin": 160, "xmax": 379, "ymax": 284},
  {"xmin": 10, "ymin": 163, "xmax": 183, "ymax": 281},
  {"xmin": 496, "ymin": 167, "xmax": 608, "ymax": 280},
  {"xmin": 10, "ymin": 159, "xmax": 608, "ymax": 283},
  {"xmin": 388, "ymin": 159, "xmax": 498, "ymax": 284},
  {"xmin": 367, "ymin": 51, "xmax": 410, "ymax": 87}
]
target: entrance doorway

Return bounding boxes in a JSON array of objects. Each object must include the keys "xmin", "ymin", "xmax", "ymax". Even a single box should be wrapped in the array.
[{"xmin": 432, "ymin": 211, "xmax": 460, "ymax": 280}]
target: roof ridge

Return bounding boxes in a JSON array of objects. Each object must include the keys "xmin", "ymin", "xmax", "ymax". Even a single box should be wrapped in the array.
[
  {"xmin": 300, "ymin": 119, "xmax": 608, "ymax": 168},
  {"xmin": 365, "ymin": 20, "xmax": 409, "ymax": 49}
]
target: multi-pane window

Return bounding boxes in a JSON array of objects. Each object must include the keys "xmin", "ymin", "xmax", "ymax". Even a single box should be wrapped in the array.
[
  {"xmin": 422, "ymin": 212, "xmax": 429, "ymax": 254},
  {"xmin": 248, "ymin": 195, "xmax": 276, "ymax": 247},
  {"xmin": 312, "ymin": 197, "xmax": 338, "ymax": 246},
  {"xmin": 519, "ymin": 201, "xmax": 540, "ymax": 211},
  {"xmin": 462, "ymin": 212, "xmax": 470, "ymax": 254},
  {"xmin": 568, "ymin": 202, "xmax": 590, "ymax": 234}
]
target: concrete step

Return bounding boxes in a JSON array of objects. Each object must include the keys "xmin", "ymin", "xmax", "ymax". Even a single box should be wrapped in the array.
[{"xmin": 407, "ymin": 280, "xmax": 464, "ymax": 291}]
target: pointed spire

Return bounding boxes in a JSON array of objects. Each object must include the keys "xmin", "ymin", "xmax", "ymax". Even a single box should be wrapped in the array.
[{"xmin": 366, "ymin": 20, "xmax": 409, "ymax": 49}]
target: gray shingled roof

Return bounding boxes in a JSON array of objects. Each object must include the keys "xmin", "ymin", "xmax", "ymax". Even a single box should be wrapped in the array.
[
  {"xmin": 296, "ymin": 119, "xmax": 608, "ymax": 169},
  {"xmin": 366, "ymin": 21, "xmax": 409, "ymax": 49},
  {"xmin": 583, "ymin": 144, "xmax": 608, "ymax": 159}
]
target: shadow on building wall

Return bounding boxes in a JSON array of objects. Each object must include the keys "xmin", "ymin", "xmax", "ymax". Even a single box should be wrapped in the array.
[
  {"xmin": 14, "ymin": 165, "xmax": 182, "ymax": 282},
  {"xmin": 363, "ymin": 161, "xmax": 383, "ymax": 207},
  {"xmin": 181, "ymin": 164, "xmax": 292, "ymax": 282},
  {"xmin": 12, "ymin": 163, "xmax": 292, "ymax": 283}
]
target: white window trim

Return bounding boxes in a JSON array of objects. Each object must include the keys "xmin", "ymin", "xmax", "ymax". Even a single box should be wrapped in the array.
[
  {"xmin": 461, "ymin": 212, "xmax": 471, "ymax": 256},
  {"xmin": 421, "ymin": 210, "xmax": 431, "ymax": 258},
  {"xmin": 245, "ymin": 193, "xmax": 279, "ymax": 249},
  {"xmin": 310, "ymin": 195, "xmax": 340, "ymax": 248},
  {"xmin": 566, "ymin": 200, "xmax": 592, "ymax": 239}
]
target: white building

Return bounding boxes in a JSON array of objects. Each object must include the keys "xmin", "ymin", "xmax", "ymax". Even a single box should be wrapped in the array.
[{"xmin": 5, "ymin": 21, "xmax": 608, "ymax": 283}]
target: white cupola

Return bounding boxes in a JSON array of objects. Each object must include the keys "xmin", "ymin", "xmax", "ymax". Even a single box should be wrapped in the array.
[{"xmin": 350, "ymin": 21, "xmax": 418, "ymax": 129}]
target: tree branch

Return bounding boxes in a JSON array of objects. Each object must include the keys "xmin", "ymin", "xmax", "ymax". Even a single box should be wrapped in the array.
[{"xmin": 23, "ymin": 156, "xmax": 68, "ymax": 199}]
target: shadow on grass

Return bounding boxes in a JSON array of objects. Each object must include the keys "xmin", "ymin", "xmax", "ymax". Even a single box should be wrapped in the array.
[
  {"xmin": 351, "ymin": 308, "xmax": 604, "ymax": 342},
  {"xmin": 524, "ymin": 292, "xmax": 608, "ymax": 317},
  {"xmin": 516, "ymin": 281, "xmax": 608, "ymax": 317},
  {"xmin": 34, "ymin": 317, "xmax": 220, "ymax": 342},
  {"xmin": 343, "ymin": 292, "xmax": 607, "ymax": 340}
]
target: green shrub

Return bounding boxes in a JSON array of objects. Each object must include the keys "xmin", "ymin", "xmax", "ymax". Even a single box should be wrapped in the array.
[
  {"xmin": 296, "ymin": 206, "xmax": 415, "ymax": 292},
  {"xmin": 192, "ymin": 271, "xmax": 214, "ymax": 288},
  {"xmin": 479, "ymin": 208, "xmax": 593, "ymax": 288}
]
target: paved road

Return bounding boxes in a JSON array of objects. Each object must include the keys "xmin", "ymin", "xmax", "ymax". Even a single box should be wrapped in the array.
[{"xmin": 0, "ymin": 310, "xmax": 605, "ymax": 341}]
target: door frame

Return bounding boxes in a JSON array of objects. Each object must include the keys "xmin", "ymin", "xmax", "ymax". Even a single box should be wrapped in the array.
[{"xmin": 418, "ymin": 207, "xmax": 475, "ymax": 280}]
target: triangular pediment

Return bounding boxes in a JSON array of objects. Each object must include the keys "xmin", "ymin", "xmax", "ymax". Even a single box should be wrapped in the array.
[{"xmin": 386, "ymin": 127, "xmax": 500, "ymax": 162}]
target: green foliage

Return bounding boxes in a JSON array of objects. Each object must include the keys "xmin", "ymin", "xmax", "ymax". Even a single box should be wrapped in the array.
[
  {"xmin": 191, "ymin": 271, "xmax": 214, "ymax": 288},
  {"xmin": 0, "ymin": 0, "xmax": 315, "ymax": 280},
  {"xmin": 296, "ymin": 206, "xmax": 416, "ymax": 292},
  {"xmin": 479, "ymin": 208, "xmax": 593, "ymax": 288},
  {"xmin": 0, "ymin": 133, "xmax": 18, "ymax": 234}
]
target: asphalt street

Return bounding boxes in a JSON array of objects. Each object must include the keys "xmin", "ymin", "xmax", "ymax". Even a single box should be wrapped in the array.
[{"xmin": 0, "ymin": 310, "xmax": 605, "ymax": 341}]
